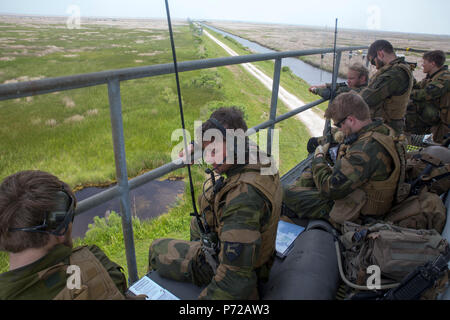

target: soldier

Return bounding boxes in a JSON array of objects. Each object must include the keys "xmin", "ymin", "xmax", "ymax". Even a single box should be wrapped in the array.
[
  {"xmin": 359, "ymin": 40, "xmax": 414, "ymax": 134},
  {"xmin": 283, "ymin": 92, "xmax": 405, "ymax": 227},
  {"xmin": 148, "ymin": 107, "xmax": 282, "ymax": 300},
  {"xmin": 0, "ymin": 170, "xmax": 127, "ymax": 300},
  {"xmin": 309, "ymin": 62, "xmax": 369, "ymax": 99},
  {"xmin": 405, "ymin": 50, "xmax": 450, "ymax": 144}
]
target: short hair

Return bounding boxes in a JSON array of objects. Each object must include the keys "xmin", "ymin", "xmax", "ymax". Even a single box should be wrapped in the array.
[
  {"xmin": 423, "ymin": 50, "xmax": 446, "ymax": 68},
  {"xmin": 324, "ymin": 92, "xmax": 371, "ymax": 123},
  {"xmin": 368, "ymin": 40, "xmax": 394, "ymax": 58},
  {"xmin": 0, "ymin": 170, "xmax": 75, "ymax": 253},
  {"xmin": 349, "ymin": 62, "xmax": 369, "ymax": 81},
  {"xmin": 201, "ymin": 106, "xmax": 248, "ymax": 137}
]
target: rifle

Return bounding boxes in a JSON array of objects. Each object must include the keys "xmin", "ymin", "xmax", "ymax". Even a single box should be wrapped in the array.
[{"xmin": 381, "ymin": 249, "xmax": 450, "ymax": 300}]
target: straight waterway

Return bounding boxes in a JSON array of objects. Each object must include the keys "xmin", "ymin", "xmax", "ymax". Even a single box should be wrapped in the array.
[
  {"xmin": 203, "ymin": 24, "xmax": 346, "ymax": 85},
  {"xmin": 202, "ymin": 25, "xmax": 327, "ymax": 137}
]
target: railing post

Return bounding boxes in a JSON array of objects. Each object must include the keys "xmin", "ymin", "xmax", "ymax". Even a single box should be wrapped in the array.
[
  {"xmin": 107, "ymin": 78, "xmax": 138, "ymax": 284},
  {"xmin": 267, "ymin": 58, "xmax": 282, "ymax": 155},
  {"xmin": 323, "ymin": 51, "xmax": 342, "ymax": 136}
]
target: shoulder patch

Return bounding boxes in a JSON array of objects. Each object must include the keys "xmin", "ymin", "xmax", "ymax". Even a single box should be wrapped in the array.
[{"xmin": 224, "ymin": 242, "xmax": 243, "ymax": 262}]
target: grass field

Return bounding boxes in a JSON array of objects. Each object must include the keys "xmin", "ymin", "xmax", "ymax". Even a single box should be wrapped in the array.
[{"xmin": 0, "ymin": 17, "xmax": 313, "ymax": 278}]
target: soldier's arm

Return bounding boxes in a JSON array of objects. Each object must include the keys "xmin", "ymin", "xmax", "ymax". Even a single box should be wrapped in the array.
[
  {"xmin": 198, "ymin": 184, "xmax": 270, "ymax": 300},
  {"xmin": 360, "ymin": 67, "xmax": 410, "ymax": 108},
  {"xmin": 411, "ymin": 79, "xmax": 448, "ymax": 101},
  {"xmin": 311, "ymin": 140, "xmax": 390, "ymax": 200},
  {"xmin": 315, "ymin": 83, "xmax": 349, "ymax": 100}
]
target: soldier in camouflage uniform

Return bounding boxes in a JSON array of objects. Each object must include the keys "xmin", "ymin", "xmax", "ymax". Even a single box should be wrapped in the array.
[
  {"xmin": 405, "ymin": 50, "xmax": 450, "ymax": 143},
  {"xmin": 148, "ymin": 107, "xmax": 282, "ymax": 300},
  {"xmin": 309, "ymin": 62, "xmax": 369, "ymax": 99},
  {"xmin": 0, "ymin": 170, "xmax": 127, "ymax": 300},
  {"xmin": 359, "ymin": 40, "xmax": 414, "ymax": 134},
  {"xmin": 283, "ymin": 93, "xmax": 404, "ymax": 227}
]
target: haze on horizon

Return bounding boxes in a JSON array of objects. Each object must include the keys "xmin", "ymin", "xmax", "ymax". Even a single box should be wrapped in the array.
[{"xmin": 0, "ymin": 0, "xmax": 449, "ymax": 36}]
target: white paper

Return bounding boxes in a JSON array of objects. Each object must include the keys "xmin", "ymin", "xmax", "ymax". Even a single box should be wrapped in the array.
[{"xmin": 129, "ymin": 276, "xmax": 180, "ymax": 300}]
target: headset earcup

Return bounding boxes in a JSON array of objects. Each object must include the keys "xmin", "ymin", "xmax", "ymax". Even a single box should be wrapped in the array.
[{"xmin": 47, "ymin": 190, "xmax": 71, "ymax": 232}]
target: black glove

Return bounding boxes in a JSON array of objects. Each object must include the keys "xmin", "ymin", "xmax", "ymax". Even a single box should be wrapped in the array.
[{"xmin": 307, "ymin": 137, "xmax": 320, "ymax": 154}]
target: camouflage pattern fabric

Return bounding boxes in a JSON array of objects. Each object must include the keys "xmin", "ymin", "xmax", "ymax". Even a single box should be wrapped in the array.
[
  {"xmin": 315, "ymin": 82, "xmax": 367, "ymax": 100},
  {"xmin": 405, "ymin": 65, "xmax": 450, "ymax": 139},
  {"xmin": 283, "ymin": 167, "xmax": 334, "ymax": 220},
  {"xmin": 360, "ymin": 57, "xmax": 413, "ymax": 133},
  {"xmin": 0, "ymin": 244, "xmax": 127, "ymax": 300},
  {"xmin": 148, "ymin": 239, "xmax": 214, "ymax": 287},
  {"xmin": 283, "ymin": 121, "xmax": 395, "ymax": 222},
  {"xmin": 149, "ymin": 164, "xmax": 279, "ymax": 300}
]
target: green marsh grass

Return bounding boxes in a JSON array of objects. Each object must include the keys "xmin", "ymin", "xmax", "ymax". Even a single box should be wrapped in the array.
[{"xmin": 0, "ymin": 21, "xmax": 313, "ymax": 278}]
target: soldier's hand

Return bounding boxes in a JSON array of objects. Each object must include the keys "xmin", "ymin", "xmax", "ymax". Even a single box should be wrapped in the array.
[
  {"xmin": 179, "ymin": 142, "xmax": 195, "ymax": 163},
  {"xmin": 307, "ymin": 137, "xmax": 320, "ymax": 154},
  {"xmin": 309, "ymin": 86, "xmax": 319, "ymax": 94},
  {"xmin": 333, "ymin": 131, "xmax": 345, "ymax": 144},
  {"xmin": 314, "ymin": 143, "xmax": 330, "ymax": 158}
]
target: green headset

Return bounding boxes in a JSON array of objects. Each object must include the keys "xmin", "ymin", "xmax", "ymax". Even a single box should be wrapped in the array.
[{"xmin": 9, "ymin": 187, "xmax": 75, "ymax": 236}]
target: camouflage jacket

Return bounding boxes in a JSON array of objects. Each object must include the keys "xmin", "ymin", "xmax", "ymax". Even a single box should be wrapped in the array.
[
  {"xmin": 412, "ymin": 65, "xmax": 449, "ymax": 102},
  {"xmin": 408, "ymin": 65, "xmax": 450, "ymax": 141},
  {"xmin": 410, "ymin": 65, "xmax": 450, "ymax": 119},
  {"xmin": 315, "ymin": 82, "xmax": 367, "ymax": 100},
  {"xmin": 311, "ymin": 120, "xmax": 395, "ymax": 201},
  {"xmin": 0, "ymin": 244, "xmax": 127, "ymax": 300},
  {"xmin": 360, "ymin": 57, "xmax": 413, "ymax": 132},
  {"xmin": 197, "ymin": 162, "xmax": 282, "ymax": 299}
]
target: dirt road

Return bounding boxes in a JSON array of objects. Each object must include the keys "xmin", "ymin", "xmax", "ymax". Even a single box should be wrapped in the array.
[{"xmin": 203, "ymin": 29, "xmax": 325, "ymax": 137}]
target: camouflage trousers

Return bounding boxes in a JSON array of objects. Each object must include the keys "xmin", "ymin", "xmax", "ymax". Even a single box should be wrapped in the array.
[
  {"xmin": 148, "ymin": 238, "xmax": 214, "ymax": 287},
  {"xmin": 282, "ymin": 167, "xmax": 334, "ymax": 220}
]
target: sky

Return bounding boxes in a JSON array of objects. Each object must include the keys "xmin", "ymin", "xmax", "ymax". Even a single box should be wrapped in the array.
[{"xmin": 1, "ymin": 0, "xmax": 449, "ymax": 36}]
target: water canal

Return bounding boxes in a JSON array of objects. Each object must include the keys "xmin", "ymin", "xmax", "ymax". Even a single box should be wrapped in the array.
[
  {"xmin": 73, "ymin": 179, "xmax": 184, "ymax": 239},
  {"xmin": 203, "ymin": 24, "xmax": 346, "ymax": 85}
]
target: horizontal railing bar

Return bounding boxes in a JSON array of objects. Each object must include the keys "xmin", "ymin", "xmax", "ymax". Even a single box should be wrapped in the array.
[
  {"xmin": 75, "ymin": 158, "xmax": 185, "ymax": 216},
  {"xmin": 250, "ymin": 98, "xmax": 326, "ymax": 132},
  {"xmin": 74, "ymin": 98, "xmax": 327, "ymax": 216},
  {"xmin": 0, "ymin": 46, "xmax": 366, "ymax": 101}
]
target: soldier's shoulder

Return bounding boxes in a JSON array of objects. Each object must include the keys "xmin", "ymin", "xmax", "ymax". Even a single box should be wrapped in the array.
[
  {"xmin": 391, "ymin": 63, "xmax": 412, "ymax": 78},
  {"xmin": 353, "ymin": 124, "xmax": 392, "ymax": 149},
  {"xmin": 224, "ymin": 182, "xmax": 268, "ymax": 209},
  {"xmin": 435, "ymin": 69, "xmax": 450, "ymax": 81}
]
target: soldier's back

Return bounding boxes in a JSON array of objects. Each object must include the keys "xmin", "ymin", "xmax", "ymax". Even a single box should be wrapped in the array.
[{"xmin": 0, "ymin": 244, "xmax": 126, "ymax": 300}]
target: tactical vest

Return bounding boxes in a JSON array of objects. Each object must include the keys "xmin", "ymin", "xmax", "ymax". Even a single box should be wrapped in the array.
[
  {"xmin": 199, "ymin": 163, "xmax": 282, "ymax": 269},
  {"xmin": 429, "ymin": 68, "xmax": 450, "ymax": 142},
  {"xmin": 369, "ymin": 60, "xmax": 413, "ymax": 124},
  {"xmin": 338, "ymin": 126, "xmax": 403, "ymax": 216},
  {"xmin": 46, "ymin": 246, "xmax": 125, "ymax": 300}
]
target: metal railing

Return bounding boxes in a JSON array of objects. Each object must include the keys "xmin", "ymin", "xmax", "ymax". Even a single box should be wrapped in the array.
[{"xmin": 0, "ymin": 41, "xmax": 366, "ymax": 284}]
